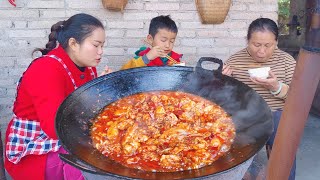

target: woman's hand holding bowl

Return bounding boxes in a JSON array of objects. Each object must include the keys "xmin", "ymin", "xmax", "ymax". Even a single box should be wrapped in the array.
[{"xmin": 250, "ymin": 70, "xmax": 280, "ymax": 92}]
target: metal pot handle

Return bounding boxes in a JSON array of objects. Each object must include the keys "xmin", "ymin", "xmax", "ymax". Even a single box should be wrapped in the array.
[
  {"xmin": 196, "ymin": 57, "xmax": 223, "ymax": 73},
  {"xmin": 59, "ymin": 153, "xmax": 105, "ymax": 174}
]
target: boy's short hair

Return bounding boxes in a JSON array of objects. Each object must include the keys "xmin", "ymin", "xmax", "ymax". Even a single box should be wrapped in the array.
[{"xmin": 149, "ymin": 15, "xmax": 178, "ymax": 37}]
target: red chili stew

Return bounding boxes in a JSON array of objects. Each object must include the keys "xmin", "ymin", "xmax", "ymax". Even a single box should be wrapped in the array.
[{"xmin": 91, "ymin": 91, "xmax": 235, "ymax": 172}]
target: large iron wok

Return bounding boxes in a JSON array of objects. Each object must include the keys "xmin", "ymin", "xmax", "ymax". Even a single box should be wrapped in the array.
[{"xmin": 55, "ymin": 58, "xmax": 273, "ymax": 179}]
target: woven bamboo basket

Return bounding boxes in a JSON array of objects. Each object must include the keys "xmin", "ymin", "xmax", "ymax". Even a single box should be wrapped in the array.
[
  {"xmin": 102, "ymin": 0, "xmax": 128, "ymax": 11},
  {"xmin": 195, "ymin": 0, "xmax": 231, "ymax": 24}
]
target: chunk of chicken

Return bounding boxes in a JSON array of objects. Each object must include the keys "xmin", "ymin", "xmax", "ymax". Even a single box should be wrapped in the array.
[
  {"xmin": 106, "ymin": 122, "xmax": 119, "ymax": 140},
  {"xmin": 160, "ymin": 155, "xmax": 181, "ymax": 168},
  {"xmin": 123, "ymin": 141, "xmax": 140, "ymax": 156}
]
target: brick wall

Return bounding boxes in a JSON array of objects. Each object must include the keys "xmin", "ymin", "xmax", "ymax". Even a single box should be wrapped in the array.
[{"xmin": 0, "ymin": 0, "xmax": 278, "ymax": 136}]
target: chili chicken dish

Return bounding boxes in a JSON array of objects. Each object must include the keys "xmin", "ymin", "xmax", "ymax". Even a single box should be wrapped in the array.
[{"xmin": 90, "ymin": 91, "xmax": 236, "ymax": 172}]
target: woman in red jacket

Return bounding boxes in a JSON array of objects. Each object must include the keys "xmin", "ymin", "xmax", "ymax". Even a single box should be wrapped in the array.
[{"xmin": 4, "ymin": 13, "xmax": 108, "ymax": 180}]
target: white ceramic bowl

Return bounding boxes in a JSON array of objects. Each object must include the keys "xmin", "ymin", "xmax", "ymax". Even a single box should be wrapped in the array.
[{"xmin": 248, "ymin": 67, "xmax": 270, "ymax": 79}]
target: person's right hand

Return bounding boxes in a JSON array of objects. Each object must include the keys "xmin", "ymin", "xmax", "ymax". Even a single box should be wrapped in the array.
[
  {"xmin": 99, "ymin": 65, "xmax": 113, "ymax": 76},
  {"xmin": 250, "ymin": 70, "xmax": 279, "ymax": 92},
  {"xmin": 146, "ymin": 46, "xmax": 167, "ymax": 60},
  {"xmin": 222, "ymin": 64, "xmax": 233, "ymax": 76}
]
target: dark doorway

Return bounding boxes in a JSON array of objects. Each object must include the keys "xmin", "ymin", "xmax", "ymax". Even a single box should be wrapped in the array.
[
  {"xmin": 278, "ymin": 0, "xmax": 306, "ymax": 59},
  {"xmin": 277, "ymin": 0, "xmax": 319, "ymax": 117}
]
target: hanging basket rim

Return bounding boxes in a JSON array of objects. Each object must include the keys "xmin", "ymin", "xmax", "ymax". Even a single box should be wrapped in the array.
[
  {"xmin": 195, "ymin": 0, "xmax": 232, "ymax": 24},
  {"xmin": 101, "ymin": 0, "xmax": 128, "ymax": 11}
]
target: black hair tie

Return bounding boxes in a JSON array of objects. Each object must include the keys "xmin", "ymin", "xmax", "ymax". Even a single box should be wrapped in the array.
[{"xmin": 59, "ymin": 20, "xmax": 66, "ymax": 30}]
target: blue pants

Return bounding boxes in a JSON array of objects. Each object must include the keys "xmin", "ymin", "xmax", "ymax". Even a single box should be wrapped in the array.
[{"xmin": 266, "ymin": 110, "xmax": 296, "ymax": 180}]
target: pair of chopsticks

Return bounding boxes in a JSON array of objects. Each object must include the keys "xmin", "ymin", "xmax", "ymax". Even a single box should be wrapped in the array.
[
  {"xmin": 231, "ymin": 64, "xmax": 262, "ymax": 69},
  {"xmin": 142, "ymin": 39, "xmax": 179, "ymax": 65}
]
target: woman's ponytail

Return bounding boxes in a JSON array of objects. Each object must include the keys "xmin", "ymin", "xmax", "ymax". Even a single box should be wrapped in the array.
[{"xmin": 32, "ymin": 20, "xmax": 64, "ymax": 56}]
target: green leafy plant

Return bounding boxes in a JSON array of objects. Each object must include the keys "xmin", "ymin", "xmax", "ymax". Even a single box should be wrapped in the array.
[
  {"xmin": 278, "ymin": 0, "xmax": 290, "ymax": 35},
  {"xmin": 278, "ymin": 0, "xmax": 290, "ymax": 19}
]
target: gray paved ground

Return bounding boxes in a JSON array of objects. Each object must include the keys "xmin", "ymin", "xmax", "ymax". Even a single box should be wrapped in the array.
[
  {"xmin": 296, "ymin": 114, "xmax": 320, "ymax": 180},
  {"xmin": 244, "ymin": 113, "xmax": 320, "ymax": 180}
]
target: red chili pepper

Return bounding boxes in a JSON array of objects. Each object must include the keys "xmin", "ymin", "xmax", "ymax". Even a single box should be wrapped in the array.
[{"xmin": 9, "ymin": 0, "xmax": 16, "ymax": 7}]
